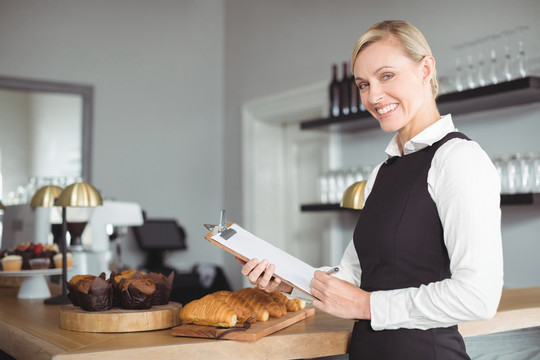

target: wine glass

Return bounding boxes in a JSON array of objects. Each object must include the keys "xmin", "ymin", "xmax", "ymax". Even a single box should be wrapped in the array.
[
  {"xmin": 465, "ymin": 42, "xmax": 477, "ymax": 89},
  {"xmin": 475, "ymin": 38, "xmax": 487, "ymax": 87},
  {"xmin": 452, "ymin": 44, "xmax": 465, "ymax": 92},
  {"xmin": 515, "ymin": 25, "xmax": 529, "ymax": 78},
  {"xmin": 501, "ymin": 29, "xmax": 514, "ymax": 82},
  {"xmin": 488, "ymin": 34, "xmax": 500, "ymax": 85}
]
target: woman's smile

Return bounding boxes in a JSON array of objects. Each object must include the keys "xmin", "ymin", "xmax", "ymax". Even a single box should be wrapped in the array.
[{"xmin": 375, "ymin": 103, "xmax": 399, "ymax": 116}]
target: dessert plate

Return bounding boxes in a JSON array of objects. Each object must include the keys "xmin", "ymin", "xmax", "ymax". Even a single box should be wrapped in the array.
[{"xmin": 0, "ymin": 268, "xmax": 63, "ymax": 299}]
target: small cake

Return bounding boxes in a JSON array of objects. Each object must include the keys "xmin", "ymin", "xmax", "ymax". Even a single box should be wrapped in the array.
[
  {"xmin": 29, "ymin": 257, "xmax": 51, "ymax": 270},
  {"xmin": 118, "ymin": 275, "xmax": 156, "ymax": 309},
  {"xmin": 1, "ymin": 255, "xmax": 23, "ymax": 271},
  {"xmin": 68, "ymin": 273, "xmax": 113, "ymax": 311},
  {"xmin": 53, "ymin": 253, "xmax": 73, "ymax": 268},
  {"xmin": 148, "ymin": 271, "xmax": 174, "ymax": 305}
]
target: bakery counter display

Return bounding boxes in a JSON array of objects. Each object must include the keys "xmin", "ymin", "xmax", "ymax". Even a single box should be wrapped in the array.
[
  {"xmin": 0, "ymin": 242, "xmax": 62, "ymax": 270},
  {"xmin": 174, "ymin": 287, "xmax": 313, "ymax": 341},
  {"xmin": 60, "ymin": 269, "xmax": 180, "ymax": 332},
  {"xmin": 0, "ymin": 243, "xmax": 70, "ymax": 299}
]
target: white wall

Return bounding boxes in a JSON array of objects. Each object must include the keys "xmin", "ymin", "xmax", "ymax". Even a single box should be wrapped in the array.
[
  {"xmin": 1, "ymin": 0, "xmax": 539, "ymax": 290},
  {"xmin": 0, "ymin": 0, "xmax": 226, "ymax": 272},
  {"xmin": 0, "ymin": 90, "xmax": 32, "ymax": 199},
  {"xmin": 224, "ymin": 0, "xmax": 540, "ymax": 289}
]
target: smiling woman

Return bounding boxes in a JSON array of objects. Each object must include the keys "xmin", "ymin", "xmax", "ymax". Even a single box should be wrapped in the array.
[
  {"xmin": 239, "ymin": 20, "xmax": 503, "ymax": 360},
  {"xmin": 0, "ymin": 76, "xmax": 93, "ymax": 203}
]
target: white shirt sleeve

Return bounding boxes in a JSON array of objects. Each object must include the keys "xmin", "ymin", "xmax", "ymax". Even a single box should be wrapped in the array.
[{"xmin": 370, "ymin": 139, "xmax": 504, "ymax": 330}]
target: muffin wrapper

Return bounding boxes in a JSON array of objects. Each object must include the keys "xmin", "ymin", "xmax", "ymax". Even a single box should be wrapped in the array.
[
  {"xmin": 68, "ymin": 273, "xmax": 112, "ymax": 311},
  {"xmin": 119, "ymin": 281, "xmax": 155, "ymax": 310},
  {"xmin": 148, "ymin": 271, "xmax": 174, "ymax": 305}
]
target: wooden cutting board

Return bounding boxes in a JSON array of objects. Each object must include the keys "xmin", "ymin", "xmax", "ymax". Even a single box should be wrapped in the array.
[
  {"xmin": 59, "ymin": 302, "xmax": 182, "ymax": 333},
  {"xmin": 171, "ymin": 307, "xmax": 315, "ymax": 341}
]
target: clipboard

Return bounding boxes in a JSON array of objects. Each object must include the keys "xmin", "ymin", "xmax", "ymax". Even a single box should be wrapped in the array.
[{"xmin": 204, "ymin": 223, "xmax": 315, "ymax": 297}]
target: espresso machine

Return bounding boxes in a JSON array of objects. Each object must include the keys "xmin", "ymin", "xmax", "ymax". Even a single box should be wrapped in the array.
[
  {"xmin": 71, "ymin": 200, "xmax": 144, "ymax": 277},
  {"xmin": 1, "ymin": 200, "xmax": 144, "ymax": 278}
]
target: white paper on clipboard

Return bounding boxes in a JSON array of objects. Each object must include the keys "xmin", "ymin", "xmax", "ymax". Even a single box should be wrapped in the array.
[{"xmin": 210, "ymin": 223, "xmax": 315, "ymax": 296}]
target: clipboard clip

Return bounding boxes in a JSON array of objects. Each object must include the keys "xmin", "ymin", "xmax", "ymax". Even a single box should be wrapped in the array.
[{"xmin": 203, "ymin": 209, "xmax": 237, "ymax": 240}]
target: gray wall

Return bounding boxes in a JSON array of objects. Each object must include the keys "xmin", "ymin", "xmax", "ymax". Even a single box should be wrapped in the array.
[
  {"xmin": 1, "ymin": 0, "xmax": 539, "ymax": 289},
  {"xmin": 223, "ymin": 0, "xmax": 540, "ymax": 289},
  {"xmin": 0, "ymin": 0, "xmax": 226, "ymax": 271}
]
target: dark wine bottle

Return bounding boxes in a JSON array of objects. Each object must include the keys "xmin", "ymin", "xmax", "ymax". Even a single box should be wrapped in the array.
[
  {"xmin": 329, "ymin": 64, "xmax": 340, "ymax": 117},
  {"xmin": 348, "ymin": 64, "xmax": 359, "ymax": 114},
  {"xmin": 340, "ymin": 62, "xmax": 350, "ymax": 115}
]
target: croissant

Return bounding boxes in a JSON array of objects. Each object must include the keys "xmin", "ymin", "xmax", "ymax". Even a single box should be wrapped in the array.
[
  {"xmin": 213, "ymin": 290, "xmax": 257, "ymax": 324},
  {"xmin": 269, "ymin": 290, "xmax": 289, "ymax": 310},
  {"xmin": 286, "ymin": 298, "xmax": 306, "ymax": 312},
  {"xmin": 232, "ymin": 288, "xmax": 270, "ymax": 322},
  {"xmin": 235, "ymin": 287, "xmax": 284, "ymax": 318},
  {"xmin": 180, "ymin": 294, "xmax": 237, "ymax": 328}
]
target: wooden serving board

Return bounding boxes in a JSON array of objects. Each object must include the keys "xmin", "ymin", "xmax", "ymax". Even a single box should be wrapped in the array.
[
  {"xmin": 59, "ymin": 302, "xmax": 182, "ymax": 333},
  {"xmin": 171, "ymin": 306, "xmax": 315, "ymax": 341}
]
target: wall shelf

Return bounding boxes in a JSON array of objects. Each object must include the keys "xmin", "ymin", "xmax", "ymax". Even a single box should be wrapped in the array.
[
  {"xmin": 300, "ymin": 76, "xmax": 540, "ymax": 131},
  {"xmin": 301, "ymin": 193, "xmax": 540, "ymax": 212}
]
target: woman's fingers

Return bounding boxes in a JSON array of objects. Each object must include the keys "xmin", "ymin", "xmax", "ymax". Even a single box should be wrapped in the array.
[
  {"xmin": 241, "ymin": 258, "xmax": 259, "ymax": 277},
  {"xmin": 235, "ymin": 257, "xmax": 247, "ymax": 265},
  {"xmin": 257, "ymin": 263, "xmax": 275, "ymax": 289}
]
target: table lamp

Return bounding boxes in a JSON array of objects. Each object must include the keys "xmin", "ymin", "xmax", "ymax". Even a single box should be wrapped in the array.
[
  {"xmin": 30, "ymin": 185, "xmax": 63, "ymax": 208},
  {"xmin": 32, "ymin": 182, "xmax": 102, "ymax": 305},
  {"xmin": 340, "ymin": 180, "xmax": 367, "ymax": 210}
]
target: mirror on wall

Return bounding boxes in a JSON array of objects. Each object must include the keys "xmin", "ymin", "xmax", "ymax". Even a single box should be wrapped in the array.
[{"xmin": 0, "ymin": 75, "xmax": 93, "ymax": 204}]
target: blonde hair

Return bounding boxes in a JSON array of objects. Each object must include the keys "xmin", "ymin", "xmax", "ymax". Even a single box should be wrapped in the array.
[{"xmin": 350, "ymin": 20, "xmax": 439, "ymax": 98}]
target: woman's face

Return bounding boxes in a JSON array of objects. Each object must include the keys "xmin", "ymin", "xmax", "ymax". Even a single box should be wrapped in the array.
[{"xmin": 353, "ymin": 37, "xmax": 428, "ymax": 134}]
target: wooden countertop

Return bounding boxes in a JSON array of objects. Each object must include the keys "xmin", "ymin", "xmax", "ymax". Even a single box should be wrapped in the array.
[{"xmin": 0, "ymin": 286, "xmax": 539, "ymax": 360}]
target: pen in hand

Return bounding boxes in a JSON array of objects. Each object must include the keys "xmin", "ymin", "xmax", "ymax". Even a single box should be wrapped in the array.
[{"xmin": 325, "ymin": 267, "xmax": 339, "ymax": 275}]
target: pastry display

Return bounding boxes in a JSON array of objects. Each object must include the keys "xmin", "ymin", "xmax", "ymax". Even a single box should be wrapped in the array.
[
  {"xmin": 179, "ymin": 293, "xmax": 237, "ymax": 327},
  {"xmin": 179, "ymin": 287, "xmax": 307, "ymax": 328},
  {"xmin": 68, "ymin": 273, "xmax": 113, "ymax": 311},
  {"xmin": 118, "ymin": 275, "xmax": 156, "ymax": 309},
  {"xmin": 213, "ymin": 290, "xmax": 257, "ymax": 324},
  {"xmin": 28, "ymin": 257, "xmax": 51, "ymax": 270},
  {"xmin": 269, "ymin": 290, "xmax": 306, "ymax": 312},
  {"xmin": 235, "ymin": 287, "xmax": 285, "ymax": 318},
  {"xmin": 111, "ymin": 269, "xmax": 147, "ymax": 308},
  {"xmin": 148, "ymin": 271, "xmax": 174, "ymax": 305},
  {"xmin": 286, "ymin": 297, "xmax": 306, "ymax": 312},
  {"xmin": 1, "ymin": 255, "xmax": 23, "ymax": 271},
  {"xmin": 0, "ymin": 243, "xmax": 59, "ymax": 270},
  {"xmin": 66, "ymin": 269, "xmax": 173, "ymax": 312},
  {"xmin": 53, "ymin": 252, "xmax": 73, "ymax": 269}
]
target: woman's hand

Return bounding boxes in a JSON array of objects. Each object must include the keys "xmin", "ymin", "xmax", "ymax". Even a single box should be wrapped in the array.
[
  {"xmin": 311, "ymin": 270, "xmax": 371, "ymax": 320},
  {"xmin": 235, "ymin": 257, "xmax": 293, "ymax": 294}
]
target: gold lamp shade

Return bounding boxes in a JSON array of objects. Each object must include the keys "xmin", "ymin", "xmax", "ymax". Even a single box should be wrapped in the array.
[
  {"xmin": 55, "ymin": 181, "xmax": 103, "ymax": 207},
  {"xmin": 30, "ymin": 185, "xmax": 63, "ymax": 208},
  {"xmin": 340, "ymin": 181, "xmax": 367, "ymax": 210}
]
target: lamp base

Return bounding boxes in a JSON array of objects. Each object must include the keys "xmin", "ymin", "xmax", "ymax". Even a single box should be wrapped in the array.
[{"xmin": 44, "ymin": 293, "xmax": 71, "ymax": 305}]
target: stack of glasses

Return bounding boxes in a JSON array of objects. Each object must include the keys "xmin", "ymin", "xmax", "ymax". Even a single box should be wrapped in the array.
[
  {"xmin": 319, "ymin": 165, "xmax": 374, "ymax": 204},
  {"xmin": 492, "ymin": 153, "xmax": 540, "ymax": 195},
  {"xmin": 438, "ymin": 25, "xmax": 530, "ymax": 95}
]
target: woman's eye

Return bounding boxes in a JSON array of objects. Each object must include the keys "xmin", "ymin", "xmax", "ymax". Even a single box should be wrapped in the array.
[
  {"xmin": 357, "ymin": 83, "xmax": 368, "ymax": 90},
  {"xmin": 382, "ymin": 73, "xmax": 394, "ymax": 80}
]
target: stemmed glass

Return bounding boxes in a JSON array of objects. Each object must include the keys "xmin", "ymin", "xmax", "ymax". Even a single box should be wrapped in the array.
[
  {"xmin": 501, "ymin": 29, "xmax": 514, "ymax": 82},
  {"xmin": 453, "ymin": 44, "xmax": 465, "ymax": 92},
  {"xmin": 465, "ymin": 42, "xmax": 477, "ymax": 89},
  {"xmin": 515, "ymin": 25, "xmax": 529, "ymax": 78},
  {"xmin": 488, "ymin": 34, "xmax": 500, "ymax": 85},
  {"xmin": 475, "ymin": 38, "xmax": 487, "ymax": 87}
]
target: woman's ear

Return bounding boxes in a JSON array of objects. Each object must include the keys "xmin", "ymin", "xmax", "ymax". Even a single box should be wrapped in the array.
[{"xmin": 421, "ymin": 55, "xmax": 436, "ymax": 84}]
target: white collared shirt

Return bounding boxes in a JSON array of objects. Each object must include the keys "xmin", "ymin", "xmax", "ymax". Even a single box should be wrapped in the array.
[{"xmin": 312, "ymin": 114, "xmax": 504, "ymax": 330}]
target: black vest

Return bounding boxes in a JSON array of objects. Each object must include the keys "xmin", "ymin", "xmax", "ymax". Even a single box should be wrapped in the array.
[{"xmin": 348, "ymin": 132, "xmax": 470, "ymax": 360}]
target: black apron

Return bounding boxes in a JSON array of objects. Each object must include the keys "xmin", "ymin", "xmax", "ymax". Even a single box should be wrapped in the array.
[{"xmin": 349, "ymin": 132, "xmax": 470, "ymax": 360}]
